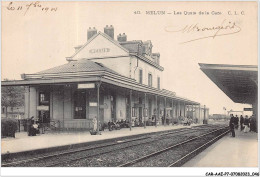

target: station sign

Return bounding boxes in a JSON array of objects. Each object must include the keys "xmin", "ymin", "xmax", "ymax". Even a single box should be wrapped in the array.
[
  {"xmin": 89, "ymin": 102, "xmax": 98, "ymax": 107},
  {"xmin": 89, "ymin": 48, "xmax": 110, "ymax": 54},
  {"xmin": 37, "ymin": 105, "xmax": 49, "ymax": 111},
  {"xmin": 78, "ymin": 83, "xmax": 95, "ymax": 89}
]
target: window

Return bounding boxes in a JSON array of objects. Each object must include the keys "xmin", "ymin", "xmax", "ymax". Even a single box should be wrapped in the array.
[
  {"xmin": 39, "ymin": 92, "xmax": 50, "ymax": 105},
  {"xmin": 132, "ymin": 107, "xmax": 137, "ymax": 117},
  {"xmin": 139, "ymin": 69, "xmax": 143, "ymax": 84},
  {"xmin": 157, "ymin": 77, "xmax": 160, "ymax": 89},
  {"xmin": 148, "ymin": 73, "xmax": 152, "ymax": 87},
  {"xmin": 40, "ymin": 93, "xmax": 45, "ymax": 102},
  {"xmin": 2, "ymin": 107, "xmax": 5, "ymax": 114}
]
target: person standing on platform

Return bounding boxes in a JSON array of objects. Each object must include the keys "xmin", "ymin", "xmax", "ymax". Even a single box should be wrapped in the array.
[
  {"xmin": 240, "ymin": 115, "xmax": 244, "ymax": 131},
  {"xmin": 250, "ymin": 114, "xmax": 257, "ymax": 132},
  {"xmin": 244, "ymin": 115, "xmax": 250, "ymax": 133},
  {"xmin": 92, "ymin": 117, "xmax": 97, "ymax": 132},
  {"xmin": 234, "ymin": 115, "xmax": 239, "ymax": 129},
  {"xmin": 229, "ymin": 114, "xmax": 235, "ymax": 137}
]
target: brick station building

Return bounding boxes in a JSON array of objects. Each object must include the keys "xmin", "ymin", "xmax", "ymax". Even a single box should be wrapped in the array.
[{"xmin": 2, "ymin": 25, "xmax": 209, "ymax": 130}]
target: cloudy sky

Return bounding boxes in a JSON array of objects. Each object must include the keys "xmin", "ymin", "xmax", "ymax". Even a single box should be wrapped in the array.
[{"xmin": 2, "ymin": 1, "xmax": 257, "ymax": 114}]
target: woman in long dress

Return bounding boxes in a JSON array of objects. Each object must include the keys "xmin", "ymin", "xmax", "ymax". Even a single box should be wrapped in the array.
[{"xmin": 92, "ymin": 118, "xmax": 97, "ymax": 131}]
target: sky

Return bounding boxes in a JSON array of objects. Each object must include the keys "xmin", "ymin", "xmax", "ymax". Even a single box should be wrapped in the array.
[{"xmin": 1, "ymin": 1, "xmax": 257, "ymax": 115}]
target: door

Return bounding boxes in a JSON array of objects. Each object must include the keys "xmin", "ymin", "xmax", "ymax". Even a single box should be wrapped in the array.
[{"xmin": 74, "ymin": 91, "xmax": 86, "ymax": 119}]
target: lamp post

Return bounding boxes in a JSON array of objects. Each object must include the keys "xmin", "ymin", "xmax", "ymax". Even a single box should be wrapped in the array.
[{"xmin": 203, "ymin": 105, "xmax": 206, "ymax": 124}]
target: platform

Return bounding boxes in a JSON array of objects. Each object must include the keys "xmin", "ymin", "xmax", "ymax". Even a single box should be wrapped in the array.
[
  {"xmin": 183, "ymin": 129, "xmax": 258, "ymax": 167},
  {"xmin": 1, "ymin": 124, "xmax": 200, "ymax": 155}
]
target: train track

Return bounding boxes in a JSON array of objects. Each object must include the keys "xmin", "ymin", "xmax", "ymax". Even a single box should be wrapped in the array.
[
  {"xmin": 118, "ymin": 127, "xmax": 229, "ymax": 167},
  {"xmin": 2, "ymin": 126, "xmax": 203, "ymax": 167},
  {"xmin": 2, "ymin": 125, "xmax": 226, "ymax": 167}
]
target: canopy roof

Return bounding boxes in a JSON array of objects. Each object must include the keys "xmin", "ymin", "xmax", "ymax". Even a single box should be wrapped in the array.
[
  {"xmin": 1, "ymin": 60, "xmax": 200, "ymax": 105},
  {"xmin": 199, "ymin": 63, "xmax": 258, "ymax": 104}
]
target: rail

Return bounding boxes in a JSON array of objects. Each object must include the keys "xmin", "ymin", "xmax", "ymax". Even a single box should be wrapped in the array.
[{"xmin": 118, "ymin": 126, "xmax": 229, "ymax": 167}]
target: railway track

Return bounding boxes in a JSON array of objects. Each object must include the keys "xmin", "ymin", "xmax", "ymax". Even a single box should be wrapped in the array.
[
  {"xmin": 118, "ymin": 127, "xmax": 229, "ymax": 167},
  {"xmin": 2, "ymin": 125, "xmax": 227, "ymax": 167}
]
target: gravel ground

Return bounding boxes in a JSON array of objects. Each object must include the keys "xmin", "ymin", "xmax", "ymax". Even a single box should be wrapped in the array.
[
  {"xmin": 4, "ymin": 125, "xmax": 224, "ymax": 167},
  {"xmin": 3, "ymin": 128, "xmax": 187, "ymax": 165},
  {"xmin": 130, "ymin": 129, "xmax": 228, "ymax": 167},
  {"xmin": 60, "ymin": 129, "xmax": 216, "ymax": 167}
]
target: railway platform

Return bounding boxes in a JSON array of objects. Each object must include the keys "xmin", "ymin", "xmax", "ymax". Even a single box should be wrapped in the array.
[
  {"xmin": 183, "ymin": 129, "xmax": 258, "ymax": 167},
  {"xmin": 1, "ymin": 124, "xmax": 201, "ymax": 155}
]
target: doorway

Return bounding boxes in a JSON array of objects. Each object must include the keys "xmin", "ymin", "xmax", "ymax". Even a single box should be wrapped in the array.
[{"xmin": 74, "ymin": 91, "xmax": 86, "ymax": 119}]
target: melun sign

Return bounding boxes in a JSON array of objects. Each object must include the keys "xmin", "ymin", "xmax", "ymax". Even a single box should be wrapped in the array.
[{"xmin": 89, "ymin": 48, "xmax": 110, "ymax": 54}]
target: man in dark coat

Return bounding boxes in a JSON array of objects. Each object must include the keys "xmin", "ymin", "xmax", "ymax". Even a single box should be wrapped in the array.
[
  {"xmin": 240, "ymin": 115, "xmax": 244, "ymax": 131},
  {"xmin": 234, "ymin": 115, "xmax": 239, "ymax": 129},
  {"xmin": 244, "ymin": 115, "xmax": 250, "ymax": 133},
  {"xmin": 229, "ymin": 114, "xmax": 235, "ymax": 137}
]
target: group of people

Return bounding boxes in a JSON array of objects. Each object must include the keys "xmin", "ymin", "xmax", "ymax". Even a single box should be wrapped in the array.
[
  {"xmin": 229, "ymin": 114, "xmax": 257, "ymax": 137},
  {"xmin": 107, "ymin": 119, "xmax": 130, "ymax": 131},
  {"xmin": 28, "ymin": 116, "xmax": 40, "ymax": 136}
]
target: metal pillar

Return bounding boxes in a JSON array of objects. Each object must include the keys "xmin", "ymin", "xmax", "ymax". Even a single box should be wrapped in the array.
[
  {"xmin": 129, "ymin": 90, "xmax": 132, "ymax": 131},
  {"xmin": 63, "ymin": 87, "xmax": 65, "ymax": 129},
  {"xmin": 155, "ymin": 95, "xmax": 158, "ymax": 127},
  {"xmin": 199, "ymin": 104, "xmax": 201, "ymax": 123},
  {"xmin": 27, "ymin": 86, "xmax": 30, "ymax": 134},
  {"xmin": 96, "ymin": 82, "xmax": 101, "ymax": 134},
  {"xmin": 184, "ymin": 102, "xmax": 186, "ymax": 117},
  {"xmin": 203, "ymin": 105, "xmax": 206, "ymax": 124},
  {"xmin": 144, "ymin": 93, "xmax": 147, "ymax": 129},
  {"xmin": 164, "ymin": 97, "xmax": 166, "ymax": 126},
  {"xmin": 172, "ymin": 100, "xmax": 174, "ymax": 125}
]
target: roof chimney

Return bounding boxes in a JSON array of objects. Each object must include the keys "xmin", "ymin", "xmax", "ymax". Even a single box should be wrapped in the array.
[
  {"xmin": 104, "ymin": 25, "xmax": 114, "ymax": 39},
  {"xmin": 117, "ymin": 33, "xmax": 127, "ymax": 42},
  {"xmin": 87, "ymin": 27, "xmax": 97, "ymax": 40}
]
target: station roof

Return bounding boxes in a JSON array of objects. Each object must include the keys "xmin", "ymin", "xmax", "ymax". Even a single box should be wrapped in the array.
[
  {"xmin": 1, "ymin": 60, "xmax": 199, "ymax": 105},
  {"xmin": 199, "ymin": 63, "xmax": 258, "ymax": 104},
  {"xmin": 36, "ymin": 59, "xmax": 118, "ymax": 75}
]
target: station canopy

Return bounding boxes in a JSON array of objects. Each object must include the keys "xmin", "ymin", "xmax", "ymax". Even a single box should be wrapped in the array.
[{"xmin": 199, "ymin": 63, "xmax": 258, "ymax": 104}]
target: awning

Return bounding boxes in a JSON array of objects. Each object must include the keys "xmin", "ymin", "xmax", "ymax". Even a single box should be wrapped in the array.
[{"xmin": 199, "ymin": 63, "xmax": 258, "ymax": 104}]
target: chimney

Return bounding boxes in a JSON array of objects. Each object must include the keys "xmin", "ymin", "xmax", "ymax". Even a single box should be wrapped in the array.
[
  {"xmin": 104, "ymin": 25, "xmax": 114, "ymax": 39},
  {"xmin": 117, "ymin": 33, "xmax": 127, "ymax": 42},
  {"xmin": 152, "ymin": 53, "xmax": 160, "ymax": 64},
  {"xmin": 87, "ymin": 27, "xmax": 97, "ymax": 40}
]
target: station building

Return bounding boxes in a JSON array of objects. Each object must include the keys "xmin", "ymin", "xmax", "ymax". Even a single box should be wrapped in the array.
[{"xmin": 2, "ymin": 25, "xmax": 209, "ymax": 130}]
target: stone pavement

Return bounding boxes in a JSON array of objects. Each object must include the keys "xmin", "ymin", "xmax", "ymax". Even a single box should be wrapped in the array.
[
  {"xmin": 1, "ymin": 124, "xmax": 200, "ymax": 154},
  {"xmin": 183, "ymin": 129, "xmax": 258, "ymax": 167}
]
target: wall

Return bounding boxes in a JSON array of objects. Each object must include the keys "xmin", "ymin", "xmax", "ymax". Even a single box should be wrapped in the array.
[
  {"xmin": 72, "ymin": 33, "xmax": 129, "ymax": 60},
  {"xmin": 29, "ymin": 87, "xmax": 37, "ymax": 118},
  {"xmin": 116, "ymin": 91, "xmax": 126, "ymax": 120},
  {"xmin": 52, "ymin": 86, "xmax": 64, "ymax": 121},
  {"xmin": 103, "ymin": 94, "xmax": 111, "ymax": 122},
  {"xmin": 131, "ymin": 57, "xmax": 163, "ymax": 89},
  {"xmin": 91, "ymin": 56, "xmax": 131, "ymax": 77}
]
